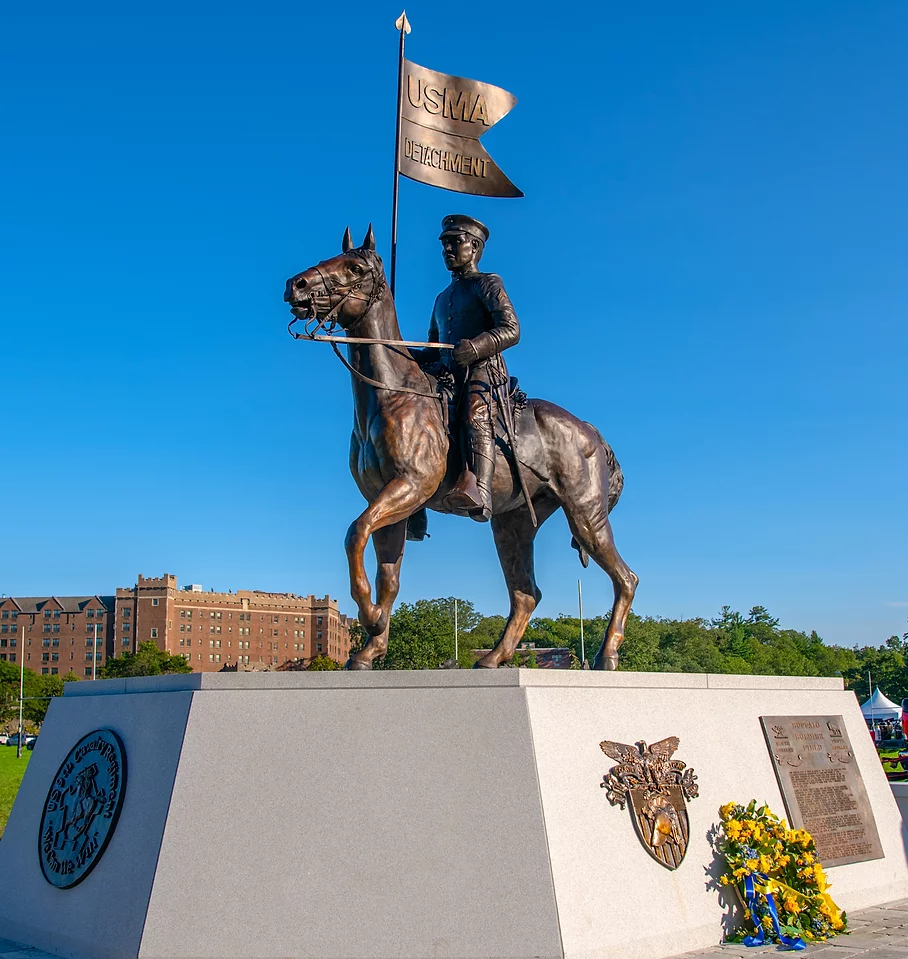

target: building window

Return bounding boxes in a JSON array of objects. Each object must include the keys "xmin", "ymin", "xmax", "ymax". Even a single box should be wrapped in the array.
[
  {"xmin": 187, "ymin": 610, "xmax": 193, "ymax": 619},
  {"xmin": 152, "ymin": 598, "xmax": 159, "ymax": 607},
  {"xmin": 180, "ymin": 624, "xmax": 185, "ymax": 632},
  {"xmin": 123, "ymin": 623, "xmax": 131, "ymax": 632},
  {"xmin": 122, "ymin": 638, "xmax": 130, "ymax": 646},
  {"xmin": 273, "ymin": 616, "xmax": 279, "ymax": 624},
  {"xmin": 317, "ymin": 644, "xmax": 323, "ymax": 652},
  {"xmin": 53, "ymin": 625, "xmax": 60, "ymax": 633},
  {"xmin": 273, "ymin": 630, "xmax": 278, "ymax": 637},
  {"xmin": 317, "ymin": 617, "xmax": 323, "ymax": 626},
  {"xmin": 53, "ymin": 610, "xmax": 61, "ymax": 618},
  {"xmin": 123, "ymin": 607, "xmax": 131, "ymax": 618},
  {"xmin": 43, "ymin": 625, "xmax": 51, "ymax": 633},
  {"xmin": 150, "ymin": 628, "xmax": 158, "ymax": 639}
]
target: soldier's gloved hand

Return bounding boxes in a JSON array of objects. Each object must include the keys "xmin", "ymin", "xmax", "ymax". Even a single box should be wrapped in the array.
[{"xmin": 453, "ymin": 338, "xmax": 478, "ymax": 367}]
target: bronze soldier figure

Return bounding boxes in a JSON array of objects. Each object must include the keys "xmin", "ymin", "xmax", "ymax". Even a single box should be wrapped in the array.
[{"xmin": 416, "ymin": 214, "xmax": 520, "ymax": 522}]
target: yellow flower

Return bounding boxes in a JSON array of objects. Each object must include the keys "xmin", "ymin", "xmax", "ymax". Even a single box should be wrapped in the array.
[
  {"xmin": 783, "ymin": 897, "xmax": 800, "ymax": 914},
  {"xmin": 720, "ymin": 875, "xmax": 731, "ymax": 886},
  {"xmin": 761, "ymin": 916, "xmax": 773, "ymax": 930},
  {"xmin": 746, "ymin": 858, "xmax": 759, "ymax": 871},
  {"xmin": 720, "ymin": 802, "xmax": 737, "ymax": 820},
  {"xmin": 725, "ymin": 820, "xmax": 743, "ymax": 839}
]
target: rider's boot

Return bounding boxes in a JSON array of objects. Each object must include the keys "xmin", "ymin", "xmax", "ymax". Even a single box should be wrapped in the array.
[{"xmin": 443, "ymin": 425, "xmax": 494, "ymax": 522}]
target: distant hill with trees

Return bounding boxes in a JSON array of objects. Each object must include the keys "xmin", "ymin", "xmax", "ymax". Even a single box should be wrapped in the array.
[{"xmin": 351, "ymin": 598, "xmax": 908, "ymax": 701}]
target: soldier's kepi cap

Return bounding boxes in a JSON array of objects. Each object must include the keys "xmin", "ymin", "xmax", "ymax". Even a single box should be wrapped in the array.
[{"xmin": 439, "ymin": 214, "xmax": 490, "ymax": 244}]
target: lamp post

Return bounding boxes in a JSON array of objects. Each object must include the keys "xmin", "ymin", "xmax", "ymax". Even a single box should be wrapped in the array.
[
  {"xmin": 16, "ymin": 624, "xmax": 25, "ymax": 759},
  {"xmin": 454, "ymin": 599, "xmax": 459, "ymax": 667}
]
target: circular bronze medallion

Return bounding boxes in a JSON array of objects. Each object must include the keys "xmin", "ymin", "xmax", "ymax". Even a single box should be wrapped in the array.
[{"xmin": 38, "ymin": 728, "xmax": 127, "ymax": 889}]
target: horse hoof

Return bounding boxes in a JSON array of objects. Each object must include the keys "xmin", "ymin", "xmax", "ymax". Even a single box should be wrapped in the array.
[
  {"xmin": 345, "ymin": 657, "xmax": 372, "ymax": 671},
  {"xmin": 472, "ymin": 658, "xmax": 498, "ymax": 669}
]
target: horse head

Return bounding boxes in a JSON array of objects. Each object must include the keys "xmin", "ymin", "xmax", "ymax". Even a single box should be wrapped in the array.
[{"xmin": 284, "ymin": 224, "xmax": 387, "ymax": 335}]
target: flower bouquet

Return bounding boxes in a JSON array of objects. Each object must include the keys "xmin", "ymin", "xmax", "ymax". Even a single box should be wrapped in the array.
[{"xmin": 717, "ymin": 800, "xmax": 846, "ymax": 949}]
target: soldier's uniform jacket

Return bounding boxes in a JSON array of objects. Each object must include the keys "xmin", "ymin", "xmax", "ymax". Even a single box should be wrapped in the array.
[{"xmin": 425, "ymin": 271, "xmax": 520, "ymax": 382}]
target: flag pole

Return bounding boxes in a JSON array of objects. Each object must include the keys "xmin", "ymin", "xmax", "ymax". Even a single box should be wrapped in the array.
[{"xmin": 391, "ymin": 12, "xmax": 411, "ymax": 299}]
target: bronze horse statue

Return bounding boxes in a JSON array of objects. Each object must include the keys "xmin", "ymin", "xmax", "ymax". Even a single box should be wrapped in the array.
[{"xmin": 284, "ymin": 226, "xmax": 637, "ymax": 670}]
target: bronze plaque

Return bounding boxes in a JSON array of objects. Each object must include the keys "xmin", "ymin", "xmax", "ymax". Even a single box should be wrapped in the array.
[{"xmin": 760, "ymin": 715, "xmax": 883, "ymax": 867}]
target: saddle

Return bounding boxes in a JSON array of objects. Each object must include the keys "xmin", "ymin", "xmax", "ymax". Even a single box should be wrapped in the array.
[{"xmin": 405, "ymin": 371, "xmax": 548, "ymax": 541}]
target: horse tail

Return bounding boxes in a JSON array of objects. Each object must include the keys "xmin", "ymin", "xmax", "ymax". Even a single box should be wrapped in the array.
[
  {"xmin": 570, "ymin": 424, "xmax": 624, "ymax": 568},
  {"xmin": 602, "ymin": 439, "xmax": 624, "ymax": 514}
]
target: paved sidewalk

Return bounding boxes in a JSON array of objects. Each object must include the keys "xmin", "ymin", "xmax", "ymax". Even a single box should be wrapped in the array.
[
  {"xmin": 684, "ymin": 900, "xmax": 908, "ymax": 959},
  {"xmin": 2, "ymin": 901, "xmax": 908, "ymax": 959}
]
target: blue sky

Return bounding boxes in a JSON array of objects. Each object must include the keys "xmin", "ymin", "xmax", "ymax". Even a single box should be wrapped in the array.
[{"xmin": 2, "ymin": 1, "xmax": 906, "ymax": 648}]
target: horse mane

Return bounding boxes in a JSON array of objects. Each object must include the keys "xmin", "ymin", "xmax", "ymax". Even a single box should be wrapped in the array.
[{"xmin": 347, "ymin": 248, "xmax": 388, "ymax": 303}]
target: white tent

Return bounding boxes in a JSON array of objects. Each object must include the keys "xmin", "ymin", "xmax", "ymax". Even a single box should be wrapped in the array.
[{"xmin": 860, "ymin": 687, "xmax": 901, "ymax": 721}]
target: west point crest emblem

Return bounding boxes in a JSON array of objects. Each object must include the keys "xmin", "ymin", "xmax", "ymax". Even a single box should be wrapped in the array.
[
  {"xmin": 38, "ymin": 728, "xmax": 127, "ymax": 888},
  {"xmin": 599, "ymin": 736, "xmax": 698, "ymax": 870}
]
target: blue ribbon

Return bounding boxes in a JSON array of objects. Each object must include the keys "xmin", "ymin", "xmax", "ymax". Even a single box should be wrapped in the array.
[{"xmin": 742, "ymin": 873, "xmax": 806, "ymax": 951}]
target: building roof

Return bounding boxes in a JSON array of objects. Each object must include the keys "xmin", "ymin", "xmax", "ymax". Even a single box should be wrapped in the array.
[{"xmin": 0, "ymin": 596, "xmax": 114, "ymax": 614}]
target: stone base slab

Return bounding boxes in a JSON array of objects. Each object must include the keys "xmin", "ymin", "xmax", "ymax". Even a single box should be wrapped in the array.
[{"xmin": 0, "ymin": 670, "xmax": 905, "ymax": 959}]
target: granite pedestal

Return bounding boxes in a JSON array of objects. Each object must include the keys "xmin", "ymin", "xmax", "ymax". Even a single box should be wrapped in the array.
[{"xmin": 0, "ymin": 671, "xmax": 905, "ymax": 959}]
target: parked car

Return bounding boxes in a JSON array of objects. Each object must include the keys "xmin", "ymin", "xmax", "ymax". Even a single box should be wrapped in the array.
[
  {"xmin": 26, "ymin": 737, "xmax": 37, "ymax": 751},
  {"xmin": 0, "ymin": 734, "xmax": 9, "ymax": 745},
  {"xmin": 5, "ymin": 733, "xmax": 36, "ymax": 747}
]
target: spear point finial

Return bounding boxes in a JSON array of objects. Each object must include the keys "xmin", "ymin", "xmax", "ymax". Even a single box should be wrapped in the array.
[{"xmin": 395, "ymin": 11, "xmax": 411, "ymax": 34}]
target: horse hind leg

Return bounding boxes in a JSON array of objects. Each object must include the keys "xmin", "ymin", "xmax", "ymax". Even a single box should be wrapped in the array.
[
  {"xmin": 475, "ymin": 494, "xmax": 561, "ymax": 669},
  {"xmin": 561, "ymin": 462, "xmax": 638, "ymax": 670}
]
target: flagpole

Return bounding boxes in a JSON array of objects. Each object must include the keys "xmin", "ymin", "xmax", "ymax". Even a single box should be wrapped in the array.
[{"xmin": 391, "ymin": 12, "xmax": 410, "ymax": 299}]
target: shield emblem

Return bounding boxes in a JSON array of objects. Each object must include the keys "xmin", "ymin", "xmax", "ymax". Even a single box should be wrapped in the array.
[
  {"xmin": 627, "ymin": 785, "xmax": 690, "ymax": 870},
  {"xmin": 599, "ymin": 736, "xmax": 698, "ymax": 871}
]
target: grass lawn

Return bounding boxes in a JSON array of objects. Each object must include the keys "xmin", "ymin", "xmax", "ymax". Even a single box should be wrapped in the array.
[{"xmin": 0, "ymin": 746, "xmax": 31, "ymax": 838}]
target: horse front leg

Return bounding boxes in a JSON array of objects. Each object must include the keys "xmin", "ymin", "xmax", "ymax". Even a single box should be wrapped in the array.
[
  {"xmin": 346, "ymin": 519, "xmax": 407, "ymax": 670},
  {"xmin": 344, "ymin": 476, "xmax": 425, "ymax": 641}
]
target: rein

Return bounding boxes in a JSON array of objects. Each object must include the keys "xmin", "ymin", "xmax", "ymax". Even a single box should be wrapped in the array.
[{"xmin": 328, "ymin": 341, "xmax": 444, "ymax": 400}]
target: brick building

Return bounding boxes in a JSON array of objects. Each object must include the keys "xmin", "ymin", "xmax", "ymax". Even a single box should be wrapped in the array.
[
  {"xmin": 0, "ymin": 596, "xmax": 114, "ymax": 677},
  {"xmin": 114, "ymin": 574, "xmax": 354, "ymax": 671}
]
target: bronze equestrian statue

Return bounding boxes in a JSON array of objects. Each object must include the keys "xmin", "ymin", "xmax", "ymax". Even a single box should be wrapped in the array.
[{"xmin": 284, "ymin": 221, "xmax": 637, "ymax": 670}]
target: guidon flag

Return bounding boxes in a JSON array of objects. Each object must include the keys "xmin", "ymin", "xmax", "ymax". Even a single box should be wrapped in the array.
[{"xmin": 398, "ymin": 59, "xmax": 523, "ymax": 198}]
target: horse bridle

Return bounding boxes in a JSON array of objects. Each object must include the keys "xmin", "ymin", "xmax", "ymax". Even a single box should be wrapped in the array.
[
  {"xmin": 288, "ymin": 251, "xmax": 386, "ymax": 339},
  {"xmin": 288, "ymin": 252, "xmax": 442, "ymax": 401}
]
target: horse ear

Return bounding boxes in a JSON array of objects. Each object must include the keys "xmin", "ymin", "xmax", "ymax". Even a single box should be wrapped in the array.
[
  {"xmin": 342, "ymin": 226, "xmax": 354, "ymax": 253},
  {"xmin": 362, "ymin": 223, "xmax": 376, "ymax": 251}
]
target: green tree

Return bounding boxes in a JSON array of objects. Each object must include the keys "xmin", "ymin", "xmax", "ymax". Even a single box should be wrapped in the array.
[
  {"xmin": 101, "ymin": 641, "xmax": 193, "ymax": 679},
  {"xmin": 376, "ymin": 598, "xmax": 478, "ymax": 670},
  {"xmin": 308, "ymin": 654, "xmax": 342, "ymax": 670}
]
